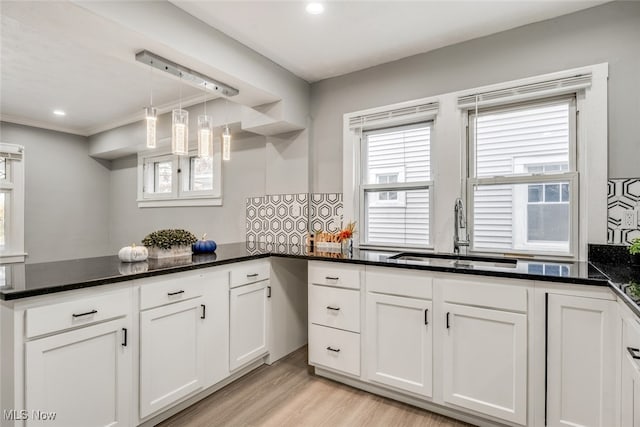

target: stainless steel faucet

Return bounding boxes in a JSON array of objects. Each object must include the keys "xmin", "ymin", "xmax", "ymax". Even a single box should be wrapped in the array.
[{"xmin": 453, "ymin": 198, "xmax": 470, "ymax": 254}]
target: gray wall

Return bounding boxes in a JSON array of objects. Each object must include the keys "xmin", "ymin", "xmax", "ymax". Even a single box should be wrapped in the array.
[
  {"xmin": 0, "ymin": 122, "xmax": 111, "ymax": 263},
  {"xmin": 108, "ymin": 134, "xmax": 267, "ymax": 253},
  {"xmin": 310, "ymin": 1, "xmax": 640, "ymax": 192}
]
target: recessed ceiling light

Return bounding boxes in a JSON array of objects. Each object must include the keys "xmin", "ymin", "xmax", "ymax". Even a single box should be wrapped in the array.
[
  {"xmin": 53, "ymin": 110, "xmax": 66, "ymax": 116},
  {"xmin": 306, "ymin": 3, "xmax": 324, "ymax": 15}
]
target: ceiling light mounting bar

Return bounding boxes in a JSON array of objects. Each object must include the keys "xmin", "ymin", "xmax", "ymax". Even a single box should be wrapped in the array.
[{"xmin": 135, "ymin": 50, "xmax": 239, "ymax": 97}]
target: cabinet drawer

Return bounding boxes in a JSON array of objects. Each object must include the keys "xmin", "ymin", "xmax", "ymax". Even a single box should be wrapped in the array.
[
  {"xmin": 140, "ymin": 271, "xmax": 206, "ymax": 310},
  {"xmin": 366, "ymin": 266, "xmax": 433, "ymax": 299},
  {"xmin": 309, "ymin": 261, "xmax": 362, "ymax": 290},
  {"xmin": 309, "ymin": 324, "xmax": 360, "ymax": 376},
  {"xmin": 309, "ymin": 285, "xmax": 360, "ymax": 332},
  {"xmin": 230, "ymin": 260, "xmax": 270, "ymax": 288},
  {"xmin": 26, "ymin": 288, "xmax": 130, "ymax": 338}
]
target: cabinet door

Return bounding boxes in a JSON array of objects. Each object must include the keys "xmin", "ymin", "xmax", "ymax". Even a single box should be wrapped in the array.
[
  {"xmin": 365, "ymin": 293, "xmax": 432, "ymax": 397},
  {"xmin": 229, "ymin": 280, "xmax": 269, "ymax": 371},
  {"xmin": 442, "ymin": 303, "xmax": 527, "ymax": 425},
  {"xmin": 25, "ymin": 318, "xmax": 132, "ymax": 427},
  {"xmin": 621, "ymin": 350, "xmax": 640, "ymax": 427},
  {"xmin": 139, "ymin": 297, "xmax": 206, "ymax": 419},
  {"xmin": 546, "ymin": 294, "xmax": 616, "ymax": 427}
]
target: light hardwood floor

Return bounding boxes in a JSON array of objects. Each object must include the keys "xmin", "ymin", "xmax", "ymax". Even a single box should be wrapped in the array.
[{"xmin": 158, "ymin": 347, "xmax": 473, "ymax": 427}]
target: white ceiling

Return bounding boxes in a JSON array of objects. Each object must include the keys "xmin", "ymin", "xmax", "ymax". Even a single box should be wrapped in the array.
[
  {"xmin": 0, "ymin": 1, "xmax": 608, "ymax": 136},
  {"xmin": 172, "ymin": 1, "xmax": 608, "ymax": 83}
]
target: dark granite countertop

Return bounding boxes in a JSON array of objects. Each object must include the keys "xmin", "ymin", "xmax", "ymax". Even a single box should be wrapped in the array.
[{"xmin": 0, "ymin": 241, "xmax": 614, "ymax": 302}]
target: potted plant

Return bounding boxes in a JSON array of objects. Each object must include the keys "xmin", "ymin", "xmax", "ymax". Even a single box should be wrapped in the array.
[
  {"xmin": 630, "ymin": 237, "xmax": 640, "ymax": 268},
  {"xmin": 142, "ymin": 229, "xmax": 197, "ymax": 259}
]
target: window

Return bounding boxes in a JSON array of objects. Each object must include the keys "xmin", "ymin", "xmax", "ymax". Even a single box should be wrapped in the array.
[
  {"xmin": 468, "ymin": 97, "xmax": 577, "ymax": 256},
  {"xmin": 361, "ymin": 122, "xmax": 432, "ymax": 248},
  {"xmin": 0, "ymin": 143, "xmax": 25, "ymax": 262},
  {"xmin": 138, "ymin": 143, "xmax": 222, "ymax": 207}
]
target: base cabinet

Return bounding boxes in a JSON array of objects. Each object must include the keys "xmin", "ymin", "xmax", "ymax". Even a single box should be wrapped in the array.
[
  {"xmin": 365, "ymin": 293, "xmax": 432, "ymax": 397},
  {"xmin": 229, "ymin": 280, "xmax": 270, "ymax": 371},
  {"xmin": 546, "ymin": 293, "xmax": 616, "ymax": 427},
  {"xmin": 25, "ymin": 318, "xmax": 132, "ymax": 427},
  {"xmin": 442, "ymin": 303, "xmax": 527, "ymax": 425},
  {"xmin": 622, "ymin": 315, "xmax": 640, "ymax": 427}
]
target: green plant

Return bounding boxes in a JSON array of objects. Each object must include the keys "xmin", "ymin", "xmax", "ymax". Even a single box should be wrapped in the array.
[
  {"xmin": 629, "ymin": 237, "xmax": 640, "ymax": 255},
  {"xmin": 142, "ymin": 229, "xmax": 197, "ymax": 250}
]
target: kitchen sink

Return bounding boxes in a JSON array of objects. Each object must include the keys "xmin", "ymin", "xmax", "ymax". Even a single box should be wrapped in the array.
[{"xmin": 389, "ymin": 252, "xmax": 518, "ymax": 269}]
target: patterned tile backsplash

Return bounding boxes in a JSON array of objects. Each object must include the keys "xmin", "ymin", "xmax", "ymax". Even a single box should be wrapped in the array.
[
  {"xmin": 608, "ymin": 178, "xmax": 640, "ymax": 245},
  {"xmin": 246, "ymin": 193, "xmax": 343, "ymax": 251}
]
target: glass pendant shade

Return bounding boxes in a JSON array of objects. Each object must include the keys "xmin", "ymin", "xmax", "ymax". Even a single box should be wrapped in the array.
[
  {"xmin": 172, "ymin": 109, "xmax": 189, "ymax": 155},
  {"xmin": 222, "ymin": 125, "xmax": 231, "ymax": 161},
  {"xmin": 197, "ymin": 115, "xmax": 213, "ymax": 158},
  {"xmin": 144, "ymin": 107, "xmax": 157, "ymax": 149}
]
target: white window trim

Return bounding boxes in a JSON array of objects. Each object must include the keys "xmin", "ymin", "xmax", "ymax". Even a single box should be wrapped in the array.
[
  {"xmin": 0, "ymin": 143, "xmax": 25, "ymax": 263},
  {"xmin": 137, "ymin": 138, "xmax": 222, "ymax": 208},
  {"xmin": 343, "ymin": 63, "xmax": 608, "ymax": 260}
]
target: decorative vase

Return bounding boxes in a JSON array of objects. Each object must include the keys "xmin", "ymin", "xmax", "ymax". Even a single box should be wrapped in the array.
[
  {"xmin": 341, "ymin": 238, "xmax": 353, "ymax": 255},
  {"xmin": 146, "ymin": 245, "xmax": 193, "ymax": 259}
]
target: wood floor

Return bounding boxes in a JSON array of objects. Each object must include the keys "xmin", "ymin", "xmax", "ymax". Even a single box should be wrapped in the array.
[{"xmin": 158, "ymin": 347, "xmax": 473, "ymax": 427}]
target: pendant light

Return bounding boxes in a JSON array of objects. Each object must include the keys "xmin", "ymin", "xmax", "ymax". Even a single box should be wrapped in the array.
[
  {"xmin": 197, "ymin": 83, "xmax": 212, "ymax": 158},
  {"xmin": 144, "ymin": 64, "xmax": 157, "ymax": 149},
  {"xmin": 172, "ymin": 73, "xmax": 189, "ymax": 156},
  {"xmin": 222, "ymin": 99, "xmax": 231, "ymax": 161}
]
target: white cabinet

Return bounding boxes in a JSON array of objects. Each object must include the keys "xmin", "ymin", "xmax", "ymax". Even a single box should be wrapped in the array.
[
  {"xmin": 546, "ymin": 293, "xmax": 616, "ymax": 427},
  {"xmin": 621, "ymin": 313, "xmax": 640, "ymax": 427},
  {"xmin": 229, "ymin": 280, "xmax": 270, "ymax": 371},
  {"xmin": 365, "ymin": 292, "xmax": 432, "ymax": 397},
  {"xmin": 139, "ymin": 297, "xmax": 207, "ymax": 418},
  {"xmin": 442, "ymin": 303, "xmax": 527, "ymax": 425},
  {"xmin": 25, "ymin": 317, "xmax": 132, "ymax": 427}
]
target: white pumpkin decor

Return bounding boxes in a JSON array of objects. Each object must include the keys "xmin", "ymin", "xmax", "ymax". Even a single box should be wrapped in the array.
[{"xmin": 118, "ymin": 244, "xmax": 148, "ymax": 263}]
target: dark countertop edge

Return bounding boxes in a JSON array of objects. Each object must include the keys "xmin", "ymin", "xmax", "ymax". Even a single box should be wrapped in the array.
[{"xmin": 0, "ymin": 251, "xmax": 614, "ymax": 302}]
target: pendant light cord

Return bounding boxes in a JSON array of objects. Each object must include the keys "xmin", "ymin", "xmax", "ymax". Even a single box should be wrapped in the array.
[
  {"xmin": 203, "ymin": 83, "xmax": 207, "ymax": 116},
  {"xmin": 149, "ymin": 62, "xmax": 153, "ymax": 106}
]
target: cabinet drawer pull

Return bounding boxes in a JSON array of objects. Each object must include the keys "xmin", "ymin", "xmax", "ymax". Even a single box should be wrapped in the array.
[
  {"xmin": 267, "ymin": 286, "xmax": 272, "ymax": 298},
  {"xmin": 326, "ymin": 306, "xmax": 340, "ymax": 311},
  {"xmin": 326, "ymin": 346, "xmax": 341, "ymax": 353},
  {"xmin": 201, "ymin": 304, "xmax": 206, "ymax": 319},
  {"xmin": 628, "ymin": 347, "xmax": 640, "ymax": 360},
  {"xmin": 424, "ymin": 308, "xmax": 429, "ymax": 325},
  {"xmin": 246, "ymin": 273, "xmax": 259, "ymax": 278},
  {"xmin": 72, "ymin": 309, "xmax": 97, "ymax": 318},
  {"xmin": 167, "ymin": 290, "xmax": 185, "ymax": 296},
  {"xmin": 325, "ymin": 276, "xmax": 339, "ymax": 281},
  {"xmin": 122, "ymin": 328, "xmax": 128, "ymax": 347},
  {"xmin": 446, "ymin": 312, "xmax": 450, "ymax": 329}
]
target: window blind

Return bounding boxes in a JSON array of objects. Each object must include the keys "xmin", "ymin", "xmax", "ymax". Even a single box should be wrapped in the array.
[
  {"xmin": 349, "ymin": 102, "xmax": 439, "ymax": 130},
  {"xmin": 0, "ymin": 143, "xmax": 23, "ymax": 161},
  {"xmin": 458, "ymin": 74, "xmax": 591, "ymax": 109}
]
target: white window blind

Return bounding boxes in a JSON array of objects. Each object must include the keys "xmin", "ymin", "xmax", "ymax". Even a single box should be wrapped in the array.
[
  {"xmin": 458, "ymin": 74, "xmax": 591, "ymax": 109},
  {"xmin": 349, "ymin": 102, "xmax": 439, "ymax": 130}
]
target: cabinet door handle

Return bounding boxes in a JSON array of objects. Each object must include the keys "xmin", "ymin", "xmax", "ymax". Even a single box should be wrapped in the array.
[
  {"xmin": 326, "ymin": 346, "xmax": 341, "ymax": 353},
  {"xmin": 424, "ymin": 308, "xmax": 429, "ymax": 325},
  {"xmin": 326, "ymin": 306, "xmax": 340, "ymax": 311},
  {"xmin": 446, "ymin": 312, "xmax": 450, "ymax": 329},
  {"xmin": 267, "ymin": 286, "xmax": 272, "ymax": 298},
  {"xmin": 72, "ymin": 309, "xmax": 97, "ymax": 318},
  {"xmin": 246, "ymin": 273, "xmax": 259, "ymax": 278},
  {"xmin": 201, "ymin": 304, "xmax": 206, "ymax": 319},
  {"xmin": 122, "ymin": 328, "xmax": 128, "ymax": 347},
  {"xmin": 325, "ymin": 276, "xmax": 339, "ymax": 281},
  {"xmin": 167, "ymin": 290, "xmax": 184, "ymax": 296},
  {"xmin": 628, "ymin": 347, "xmax": 640, "ymax": 359}
]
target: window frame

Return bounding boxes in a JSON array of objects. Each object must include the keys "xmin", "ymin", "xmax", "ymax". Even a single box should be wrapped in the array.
[
  {"xmin": 358, "ymin": 120, "xmax": 435, "ymax": 251},
  {"xmin": 0, "ymin": 143, "xmax": 25, "ymax": 263},
  {"xmin": 465, "ymin": 95, "xmax": 579, "ymax": 258},
  {"xmin": 137, "ymin": 139, "xmax": 222, "ymax": 208}
]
